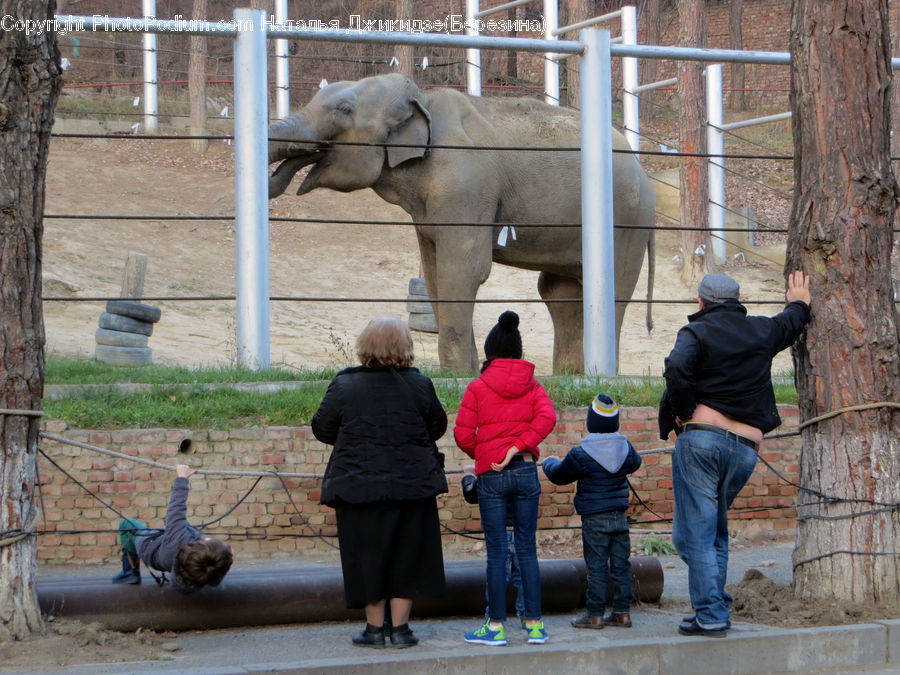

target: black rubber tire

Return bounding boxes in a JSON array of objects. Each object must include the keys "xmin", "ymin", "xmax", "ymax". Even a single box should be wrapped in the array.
[
  {"xmin": 408, "ymin": 312, "xmax": 438, "ymax": 333},
  {"xmin": 406, "ymin": 293, "xmax": 434, "ymax": 314},
  {"xmin": 98, "ymin": 312, "xmax": 154, "ymax": 337},
  {"xmin": 95, "ymin": 328, "xmax": 149, "ymax": 348},
  {"xmin": 106, "ymin": 300, "xmax": 162, "ymax": 324},
  {"xmin": 94, "ymin": 345, "xmax": 153, "ymax": 366},
  {"xmin": 408, "ymin": 277, "xmax": 428, "ymax": 296}
]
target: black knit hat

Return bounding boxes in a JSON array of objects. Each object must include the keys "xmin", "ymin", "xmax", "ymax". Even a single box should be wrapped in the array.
[
  {"xmin": 586, "ymin": 393, "xmax": 620, "ymax": 434},
  {"xmin": 483, "ymin": 310, "xmax": 523, "ymax": 361}
]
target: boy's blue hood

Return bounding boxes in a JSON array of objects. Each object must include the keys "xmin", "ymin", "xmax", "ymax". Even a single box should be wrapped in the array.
[{"xmin": 580, "ymin": 433, "xmax": 630, "ymax": 473}]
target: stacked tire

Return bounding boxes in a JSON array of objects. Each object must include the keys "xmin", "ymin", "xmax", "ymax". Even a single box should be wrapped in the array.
[
  {"xmin": 95, "ymin": 301, "xmax": 162, "ymax": 366},
  {"xmin": 406, "ymin": 277, "xmax": 438, "ymax": 333}
]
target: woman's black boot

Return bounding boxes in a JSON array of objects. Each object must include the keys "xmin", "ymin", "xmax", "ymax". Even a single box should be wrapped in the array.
[
  {"xmin": 390, "ymin": 623, "xmax": 419, "ymax": 648},
  {"xmin": 352, "ymin": 623, "xmax": 387, "ymax": 648}
]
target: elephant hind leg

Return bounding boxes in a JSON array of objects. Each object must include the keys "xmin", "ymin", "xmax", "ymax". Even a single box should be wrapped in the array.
[{"xmin": 538, "ymin": 272, "xmax": 583, "ymax": 374}]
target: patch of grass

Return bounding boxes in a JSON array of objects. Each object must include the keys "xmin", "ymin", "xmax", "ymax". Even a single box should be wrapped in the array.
[
  {"xmin": 636, "ymin": 534, "xmax": 676, "ymax": 556},
  {"xmin": 42, "ymin": 357, "xmax": 798, "ymax": 429}
]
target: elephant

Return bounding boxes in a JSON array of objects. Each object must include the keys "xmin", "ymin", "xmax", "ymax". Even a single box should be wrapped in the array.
[{"xmin": 268, "ymin": 73, "xmax": 655, "ymax": 374}]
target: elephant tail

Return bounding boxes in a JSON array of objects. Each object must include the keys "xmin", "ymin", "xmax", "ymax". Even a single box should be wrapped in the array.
[{"xmin": 645, "ymin": 230, "xmax": 655, "ymax": 334}]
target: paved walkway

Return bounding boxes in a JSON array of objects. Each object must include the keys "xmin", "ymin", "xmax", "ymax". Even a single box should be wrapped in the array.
[{"xmin": 24, "ymin": 541, "xmax": 900, "ymax": 675}]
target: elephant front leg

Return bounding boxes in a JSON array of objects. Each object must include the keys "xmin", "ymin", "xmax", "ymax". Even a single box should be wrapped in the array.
[
  {"xmin": 417, "ymin": 222, "xmax": 492, "ymax": 374},
  {"xmin": 538, "ymin": 272, "xmax": 584, "ymax": 373}
]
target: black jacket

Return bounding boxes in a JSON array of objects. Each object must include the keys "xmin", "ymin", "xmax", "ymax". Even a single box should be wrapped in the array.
[
  {"xmin": 542, "ymin": 434, "xmax": 642, "ymax": 515},
  {"xmin": 660, "ymin": 299, "xmax": 810, "ymax": 438},
  {"xmin": 312, "ymin": 365, "xmax": 448, "ymax": 506}
]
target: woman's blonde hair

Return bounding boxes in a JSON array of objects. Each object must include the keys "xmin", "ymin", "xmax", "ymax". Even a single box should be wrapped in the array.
[{"xmin": 356, "ymin": 316, "xmax": 415, "ymax": 368}]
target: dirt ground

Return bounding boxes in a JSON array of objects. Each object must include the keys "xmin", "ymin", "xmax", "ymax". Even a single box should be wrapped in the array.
[{"xmin": 42, "ymin": 135, "xmax": 799, "ymax": 377}]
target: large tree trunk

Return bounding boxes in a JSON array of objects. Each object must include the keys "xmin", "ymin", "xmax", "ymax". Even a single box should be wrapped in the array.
[
  {"xmin": 788, "ymin": 0, "xmax": 900, "ymax": 604},
  {"xmin": 638, "ymin": 0, "xmax": 661, "ymax": 123},
  {"xmin": 565, "ymin": 0, "xmax": 591, "ymax": 108},
  {"xmin": 728, "ymin": 0, "xmax": 746, "ymax": 111},
  {"xmin": 676, "ymin": 0, "xmax": 708, "ymax": 286},
  {"xmin": 0, "ymin": 0, "xmax": 61, "ymax": 639},
  {"xmin": 393, "ymin": 0, "xmax": 415, "ymax": 78},
  {"xmin": 189, "ymin": 0, "xmax": 208, "ymax": 153}
]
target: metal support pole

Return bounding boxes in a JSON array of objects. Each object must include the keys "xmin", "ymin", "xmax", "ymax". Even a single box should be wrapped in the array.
[
  {"xmin": 621, "ymin": 5, "xmax": 639, "ymax": 152},
  {"xmin": 142, "ymin": 0, "xmax": 158, "ymax": 132},
  {"xmin": 543, "ymin": 0, "xmax": 559, "ymax": 105},
  {"xmin": 466, "ymin": 0, "xmax": 482, "ymax": 97},
  {"xmin": 706, "ymin": 63, "xmax": 726, "ymax": 265},
  {"xmin": 274, "ymin": 0, "xmax": 291, "ymax": 119},
  {"xmin": 580, "ymin": 29, "xmax": 616, "ymax": 375},
  {"xmin": 234, "ymin": 8, "xmax": 270, "ymax": 370}
]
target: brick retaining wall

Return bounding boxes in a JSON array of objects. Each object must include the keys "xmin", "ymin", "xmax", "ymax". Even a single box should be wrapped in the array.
[{"xmin": 36, "ymin": 405, "xmax": 800, "ymax": 566}]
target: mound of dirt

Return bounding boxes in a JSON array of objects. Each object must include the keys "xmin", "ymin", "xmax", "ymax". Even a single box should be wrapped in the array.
[
  {"xmin": 729, "ymin": 568, "xmax": 898, "ymax": 628},
  {"xmin": 0, "ymin": 618, "xmax": 176, "ymax": 670}
]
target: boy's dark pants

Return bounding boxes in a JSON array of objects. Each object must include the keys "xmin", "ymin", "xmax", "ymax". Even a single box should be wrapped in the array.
[{"xmin": 581, "ymin": 511, "xmax": 633, "ymax": 616}]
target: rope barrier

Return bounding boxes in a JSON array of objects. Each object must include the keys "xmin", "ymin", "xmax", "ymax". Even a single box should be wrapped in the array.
[{"xmin": 0, "ymin": 408, "xmax": 44, "ymax": 417}]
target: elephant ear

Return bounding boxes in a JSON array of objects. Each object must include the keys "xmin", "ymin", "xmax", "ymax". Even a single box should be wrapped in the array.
[{"xmin": 385, "ymin": 98, "xmax": 431, "ymax": 168}]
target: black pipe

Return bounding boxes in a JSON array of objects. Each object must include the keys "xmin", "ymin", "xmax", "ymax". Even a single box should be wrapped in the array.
[{"xmin": 37, "ymin": 557, "xmax": 663, "ymax": 632}]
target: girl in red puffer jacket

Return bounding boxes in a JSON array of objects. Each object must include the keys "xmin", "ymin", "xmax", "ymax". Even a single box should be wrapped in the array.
[{"xmin": 455, "ymin": 311, "xmax": 557, "ymax": 647}]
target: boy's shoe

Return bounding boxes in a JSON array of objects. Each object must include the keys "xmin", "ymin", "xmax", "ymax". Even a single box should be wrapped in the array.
[
  {"xmin": 677, "ymin": 617, "xmax": 727, "ymax": 638},
  {"xmin": 571, "ymin": 613, "xmax": 604, "ymax": 629},
  {"xmin": 602, "ymin": 612, "xmax": 632, "ymax": 628},
  {"xmin": 464, "ymin": 621, "xmax": 507, "ymax": 646},
  {"xmin": 112, "ymin": 569, "xmax": 140, "ymax": 585},
  {"xmin": 525, "ymin": 620, "xmax": 549, "ymax": 644}
]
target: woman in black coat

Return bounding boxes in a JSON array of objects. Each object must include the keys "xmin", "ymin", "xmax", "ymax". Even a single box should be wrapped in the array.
[{"xmin": 312, "ymin": 316, "xmax": 448, "ymax": 649}]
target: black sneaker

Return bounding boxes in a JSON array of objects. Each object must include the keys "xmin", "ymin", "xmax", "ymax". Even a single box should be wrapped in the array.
[
  {"xmin": 678, "ymin": 617, "xmax": 727, "ymax": 638},
  {"xmin": 112, "ymin": 569, "xmax": 140, "ymax": 585},
  {"xmin": 680, "ymin": 614, "xmax": 731, "ymax": 630},
  {"xmin": 352, "ymin": 624, "xmax": 387, "ymax": 648},
  {"xmin": 389, "ymin": 623, "xmax": 419, "ymax": 648}
]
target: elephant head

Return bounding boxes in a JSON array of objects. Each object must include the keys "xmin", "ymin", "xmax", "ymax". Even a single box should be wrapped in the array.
[{"xmin": 268, "ymin": 73, "xmax": 432, "ymax": 198}]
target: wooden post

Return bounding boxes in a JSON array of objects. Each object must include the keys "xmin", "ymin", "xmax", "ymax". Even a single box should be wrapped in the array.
[
  {"xmin": 189, "ymin": 0, "xmax": 208, "ymax": 154},
  {"xmin": 120, "ymin": 252, "xmax": 148, "ymax": 299}
]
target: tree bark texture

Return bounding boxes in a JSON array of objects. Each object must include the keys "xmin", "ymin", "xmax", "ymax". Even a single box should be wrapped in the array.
[
  {"xmin": 788, "ymin": 0, "xmax": 900, "ymax": 604},
  {"xmin": 564, "ymin": 0, "xmax": 591, "ymax": 108},
  {"xmin": 189, "ymin": 0, "xmax": 208, "ymax": 153},
  {"xmin": 728, "ymin": 0, "xmax": 746, "ymax": 111},
  {"xmin": 638, "ymin": 0, "xmax": 661, "ymax": 123},
  {"xmin": 392, "ymin": 0, "xmax": 415, "ymax": 78},
  {"xmin": 0, "ymin": 0, "xmax": 60, "ymax": 639},
  {"xmin": 676, "ymin": 0, "xmax": 708, "ymax": 286}
]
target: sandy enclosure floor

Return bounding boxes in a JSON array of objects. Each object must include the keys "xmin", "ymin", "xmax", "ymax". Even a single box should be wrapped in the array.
[{"xmin": 43, "ymin": 136, "xmax": 796, "ymax": 376}]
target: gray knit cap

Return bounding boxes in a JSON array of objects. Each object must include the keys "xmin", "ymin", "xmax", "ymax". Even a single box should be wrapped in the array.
[{"xmin": 698, "ymin": 273, "xmax": 740, "ymax": 304}]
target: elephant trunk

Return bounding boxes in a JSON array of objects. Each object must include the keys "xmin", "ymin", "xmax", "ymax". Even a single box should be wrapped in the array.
[{"xmin": 267, "ymin": 115, "xmax": 319, "ymax": 165}]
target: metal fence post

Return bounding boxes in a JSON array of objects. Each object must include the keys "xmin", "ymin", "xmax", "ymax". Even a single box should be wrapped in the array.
[
  {"xmin": 706, "ymin": 63, "xmax": 726, "ymax": 265},
  {"xmin": 274, "ymin": 0, "xmax": 291, "ymax": 119},
  {"xmin": 621, "ymin": 5, "xmax": 639, "ymax": 152},
  {"xmin": 580, "ymin": 28, "xmax": 616, "ymax": 375},
  {"xmin": 234, "ymin": 8, "xmax": 271, "ymax": 369},
  {"xmin": 543, "ymin": 0, "xmax": 559, "ymax": 105},
  {"xmin": 142, "ymin": 0, "xmax": 158, "ymax": 132},
  {"xmin": 466, "ymin": 0, "xmax": 482, "ymax": 97}
]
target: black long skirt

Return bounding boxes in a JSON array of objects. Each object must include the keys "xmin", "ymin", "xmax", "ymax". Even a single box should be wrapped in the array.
[{"xmin": 334, "ymin": 497, "xmax": 446, "ymax": 608}]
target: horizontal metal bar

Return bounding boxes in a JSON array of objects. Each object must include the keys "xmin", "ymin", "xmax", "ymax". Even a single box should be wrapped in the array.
[
  {"xmin": 719, "ymin": 111, "xmax": 792, "ymax": 131},
  {"xmin": 474, "ymin": 0, "xmax": 536, "ymax": 19},
  {"xmin": 553, "ymin": 9, "xmax": 622, "ymax": 36},
  {"xmin": 634, "ymin": 76, "xmax": 677, "ymax": 93},
  {"xmin": 611, "ymin": 43, "xmax": 790, "ymax": 65}
]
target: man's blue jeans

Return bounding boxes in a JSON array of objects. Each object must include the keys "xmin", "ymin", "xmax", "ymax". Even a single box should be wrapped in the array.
[
  {"xmin": 582, "ymin": 510, "xmax": 632, "ymax": 616},
  {"xmin": 672, "ymin": 428, "xmax": 757, "ymax": 629},
  {"xmin": 477, "ymin": 460, "xmax": 542, "ymax": 622}
]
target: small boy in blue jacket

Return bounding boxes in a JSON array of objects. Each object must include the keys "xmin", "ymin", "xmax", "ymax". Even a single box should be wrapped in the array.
[{"xmin": 542, "ymin": 394, "xmax": 642, "ymax": 629}]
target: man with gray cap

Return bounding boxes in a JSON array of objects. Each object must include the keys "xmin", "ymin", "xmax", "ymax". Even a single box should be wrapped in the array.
[{"xmin": 660, "ymin": 270, "xmax": 810, "ymax": 637}]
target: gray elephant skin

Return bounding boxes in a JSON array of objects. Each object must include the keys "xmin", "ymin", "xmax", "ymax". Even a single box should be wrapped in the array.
[{"xmin": 268, "ymin": 73, "xmax": 655, "ymax": 374}]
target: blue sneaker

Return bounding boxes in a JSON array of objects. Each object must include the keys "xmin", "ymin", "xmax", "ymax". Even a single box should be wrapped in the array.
[
  {"xmin": 464, "ymin": 621, "xmax": 507, "ymax": 646},
  {"xmin": 525, "ymin": 620, "xmax": 549, "ymax": 644}
]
